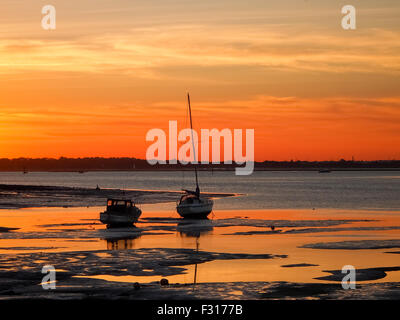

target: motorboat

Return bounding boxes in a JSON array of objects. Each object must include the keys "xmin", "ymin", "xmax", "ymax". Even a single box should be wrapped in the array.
[{"xmin": 100, "ymin": 198, "xmax": 141, "ymax": 227}]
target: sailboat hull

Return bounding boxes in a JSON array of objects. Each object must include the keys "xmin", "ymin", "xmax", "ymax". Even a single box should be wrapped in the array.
[{"xmin": 176, "ymin": 199, "xmax": 213, "ymax": 219}]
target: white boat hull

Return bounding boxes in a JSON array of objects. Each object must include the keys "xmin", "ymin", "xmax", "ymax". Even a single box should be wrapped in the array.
[{"xmin": 177, "ymin": 199, "xmax": 213, "ymax": 219}]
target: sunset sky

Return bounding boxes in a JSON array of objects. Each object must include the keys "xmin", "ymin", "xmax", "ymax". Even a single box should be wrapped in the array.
[{"xmin": 0, "ymin": 0, "xmax": 399, "ymax": 161}]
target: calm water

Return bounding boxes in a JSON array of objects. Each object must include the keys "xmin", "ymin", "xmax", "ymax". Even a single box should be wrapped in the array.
[{"xmin": 0, "ymin": 170, "xmax": 399, "ymax": 211}]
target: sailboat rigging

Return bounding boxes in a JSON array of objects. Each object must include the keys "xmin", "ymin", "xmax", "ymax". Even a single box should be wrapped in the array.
[{"xmin": 176, "ymin": 93, "xmax": 214, "ymax": 219}]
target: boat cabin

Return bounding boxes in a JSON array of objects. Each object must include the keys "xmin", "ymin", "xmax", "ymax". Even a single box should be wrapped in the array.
[
  {"xmin": 106, "ymin": 199, "xmax": 134, "ymax": 212},
  {"xmin": 179, "ymin": 194, "xmax": 199, "ymax": 205}
]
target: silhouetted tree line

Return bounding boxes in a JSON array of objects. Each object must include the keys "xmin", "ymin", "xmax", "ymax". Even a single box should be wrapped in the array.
[{"xmin": 0, "ymin": 157, "xmax": 398, "ymax": 172}]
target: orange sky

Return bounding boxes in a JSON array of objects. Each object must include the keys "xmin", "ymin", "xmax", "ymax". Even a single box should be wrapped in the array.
[{"xmin": 0, "ymin": 0, "xmax": 399, "ymax": 161}]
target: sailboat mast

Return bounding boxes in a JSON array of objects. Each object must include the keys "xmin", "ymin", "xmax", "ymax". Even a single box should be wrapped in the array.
[{"xmin": 187, "ymin": 93, "xmax": 199, "ymax": 193}]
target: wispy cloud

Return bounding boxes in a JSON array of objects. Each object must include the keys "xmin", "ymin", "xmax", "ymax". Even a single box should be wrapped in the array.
[
  {"xmin": 1, "ymin": 26, "xmax": 399, "ymax": 77},
  {"xmin": 0, "ymin": 0, "xmax": 399, "ymax": 159}
]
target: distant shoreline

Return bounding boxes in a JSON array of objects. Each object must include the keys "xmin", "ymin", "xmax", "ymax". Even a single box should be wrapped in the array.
[
  {"xmin": 1, "ymin": 157, "xmax": 399, "ymax": 172},
  {"xmin": 0, "ymin": 168, "xmax": 399, "ymax": 173}
]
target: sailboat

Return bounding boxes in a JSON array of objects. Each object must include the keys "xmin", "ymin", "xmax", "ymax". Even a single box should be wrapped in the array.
[{"xmin": 176, "ymin": 93, "xmax": 214, "ymax": 219}]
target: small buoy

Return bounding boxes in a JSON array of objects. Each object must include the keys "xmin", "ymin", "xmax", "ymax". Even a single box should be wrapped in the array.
[
  {"xmin": 133, "ymin": 282, "xmax": 141, "ymax": 290},
  {"xmin": 160, "ymin": 278, "xmax": 169, "ymax": 286},
  {"xmin": 270, "ymin": 225, "xmax": 275, "ymax": 231}
]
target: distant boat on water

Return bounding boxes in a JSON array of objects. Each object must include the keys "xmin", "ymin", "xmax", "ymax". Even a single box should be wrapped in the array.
[
  {"xmin": 176, "ymin": 93, "xmax": 214, "ymax": 219},
  {"xmin": 318, "ymin": 169, "xmax": 331, "ymax": 173}
]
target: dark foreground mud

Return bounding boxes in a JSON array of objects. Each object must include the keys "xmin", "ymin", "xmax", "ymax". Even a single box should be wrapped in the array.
[{"xmin": 1, "ymin": 277, "xmax": 400, "ymax": 300}]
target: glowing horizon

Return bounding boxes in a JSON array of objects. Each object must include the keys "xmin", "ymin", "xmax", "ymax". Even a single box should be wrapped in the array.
[{"xmin": 1, "ymin": 0, "xmax": 399, "ymax": 161}]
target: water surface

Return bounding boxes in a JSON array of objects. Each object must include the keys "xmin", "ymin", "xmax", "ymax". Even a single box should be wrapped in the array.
[{"xmin": 0, "ymin": 170, "xmax": 399, "ymax": 210}]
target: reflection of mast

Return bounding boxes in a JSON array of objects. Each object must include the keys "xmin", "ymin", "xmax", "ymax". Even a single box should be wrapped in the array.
[
  {"xmin": 193, "ymin": 236, "xmax": 199, "ymax": 290},
  {"xmin": 176, "ymin": 221, "xmax": 214, "ymax": 288}
]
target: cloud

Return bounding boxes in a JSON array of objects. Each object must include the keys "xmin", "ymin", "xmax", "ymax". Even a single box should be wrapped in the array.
[{"xmin": 1, "ymin": 24, "xmax": 399, "ymax": 78}]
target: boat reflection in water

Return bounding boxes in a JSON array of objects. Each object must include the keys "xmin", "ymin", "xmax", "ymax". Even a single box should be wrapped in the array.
[
  {"xmin": 176, "ymin": 219, "xmax": 214, "ymax": 238},
  {"xmin": 104, "ymin": 227, "xmax": 142, "ymax": 250},
  {"xmin": 106, "ymin": 237, "xmax": 140, "ymax": 250},
  {"xmin": 177, "ymin": 219, "xmax": 214, "ymax": 288}
]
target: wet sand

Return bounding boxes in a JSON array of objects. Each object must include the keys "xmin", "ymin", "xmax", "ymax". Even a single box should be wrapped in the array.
[{"xmin": 0, "ymin": 205, "xmax": 400, "ymax": 299}]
